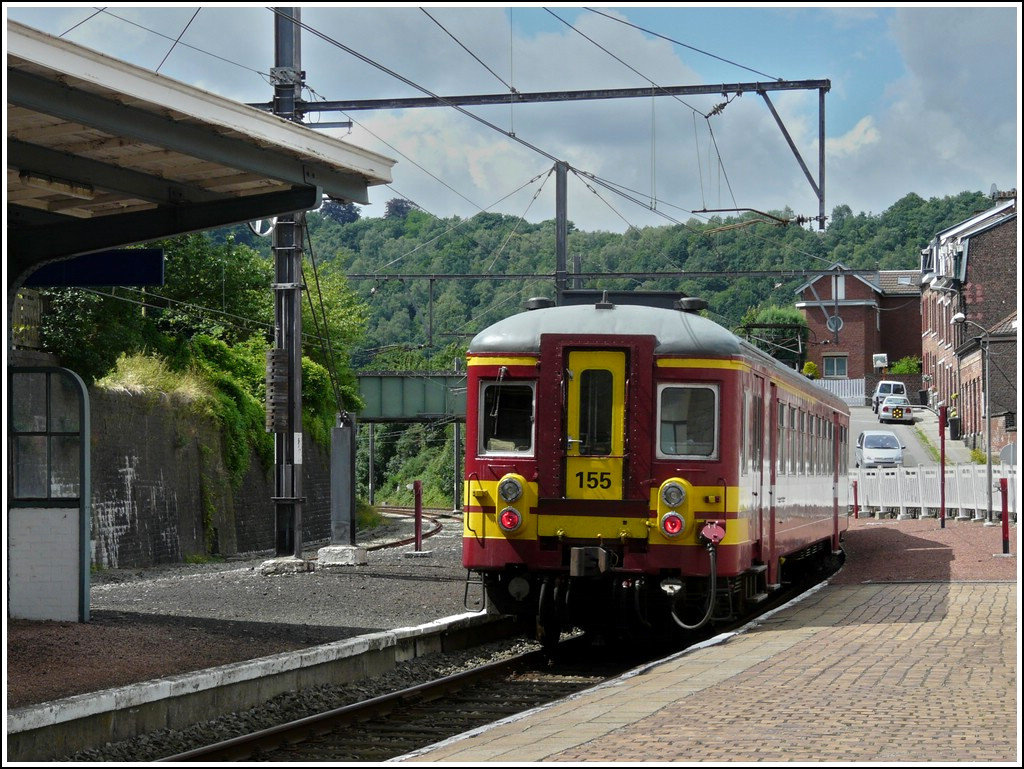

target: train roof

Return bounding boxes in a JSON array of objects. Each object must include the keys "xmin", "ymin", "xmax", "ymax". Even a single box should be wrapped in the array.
[
  {"xmin": 469, "ymin": 303, "xmax": 743, "ymax": 357},
  {"xmin": 470, "ymin": 302, "xmax": 849, "ymax": 412}
]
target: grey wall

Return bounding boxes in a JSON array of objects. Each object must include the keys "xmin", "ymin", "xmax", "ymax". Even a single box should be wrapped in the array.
[{"xmin": 89, "ymin": 388, "xmax": 331, "ymax": 568}]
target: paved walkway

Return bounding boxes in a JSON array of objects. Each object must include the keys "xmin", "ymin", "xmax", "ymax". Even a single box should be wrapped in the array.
[
  {"xmin": 402, "ymin": 581, "xmax": 1018, "ymax": 763},
  {"xmin": 911, "ymin": 404, "xmax": 976, "ymax": 465}
]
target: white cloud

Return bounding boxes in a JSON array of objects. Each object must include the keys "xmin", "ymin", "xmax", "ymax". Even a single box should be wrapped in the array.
[
  {"xmin": 7, "ymin": 4, "xmax": 1017, "ymax": 230},
  {"xmin": 828, "ymin": 116, "xmax": 881, "ymax": 159}
]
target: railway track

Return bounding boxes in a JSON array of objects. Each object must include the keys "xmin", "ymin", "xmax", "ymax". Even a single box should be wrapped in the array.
[
  {"xmin": 150, "ymin": 518, "xmax": 840, "ymax": 764},
  {"xmin": 367, "ymin": 506, "xmax": 454, "ymax": 550},
  {"xmin": 158, "ymin": 565, "xmax": 836, "ymax": 764},
  {"xmin": 161, "ymin": 637, "xmax": 630, "ymax": 763}
]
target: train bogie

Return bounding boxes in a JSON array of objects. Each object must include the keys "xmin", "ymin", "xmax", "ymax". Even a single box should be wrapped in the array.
[{"xmin": 463, "ymin": 298, "xmax": 849, "ymax": 645}]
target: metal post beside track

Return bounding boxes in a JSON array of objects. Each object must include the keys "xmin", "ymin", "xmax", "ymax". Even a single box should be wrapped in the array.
[
  {"xmin": 414, "ymin": 480, "xmax": 423, "ymax": 552},
  {"xmin": 1000, "ymin": 479, "xmax": 1010, "ymax": 556},
  {"xmin": 939, "ymin": 406, "xmax": 947, "ymax": 528}
]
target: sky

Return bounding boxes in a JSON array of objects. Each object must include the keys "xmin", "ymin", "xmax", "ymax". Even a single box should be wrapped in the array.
[{"xmin": 4, "ymin": 3, "xmax": 1021, "ymax": 234}]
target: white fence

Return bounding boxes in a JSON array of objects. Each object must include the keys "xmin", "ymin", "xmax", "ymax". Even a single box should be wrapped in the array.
[
  {"xmin": 815, "ymin": 378, "xmax": 866, "ymax": 406},
  {"xmin": 849, "ymin": 464, "xmax": 1018, "ymax": 521}
]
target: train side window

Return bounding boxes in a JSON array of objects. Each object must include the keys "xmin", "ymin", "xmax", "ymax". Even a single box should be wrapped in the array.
[
  {"xmin": 788, "ymin": 406, "xmax": 797, "ymax": 475},
  {"xmin": 657, "ymin": 384, "xmax": 718, "ymax": 459},
  {"xmin": 797, "ymin": 410, "xmax": 802, "ymax": 475},
  {"xmin": 777, "ymin": 404, "xmax": 785, "ymax": 475},
  {"xmin": 480, "ymin": 382, "xmax": 535, "ymax": 454}
]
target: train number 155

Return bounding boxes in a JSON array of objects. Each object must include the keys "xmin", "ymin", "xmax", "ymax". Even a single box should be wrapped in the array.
[{"xmin": 575, "ymin": 471, "xmax": 611, "ymax": 489}]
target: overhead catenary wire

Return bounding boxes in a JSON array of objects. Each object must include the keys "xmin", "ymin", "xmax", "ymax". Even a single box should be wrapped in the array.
[
  {"xmin": 484, "ymin": 170, "xmax": 554, "ymax": 272},
  {"xmin": 271, "ymin": 8, "xmax": 563, "ymax": 167},
  {"xmin": 545, "ymin": 8, "xmax": 705, "ymax": 115},
  {"xmin": 298, "ymin": 213, "xmax": 347, "ymax": 412},
  {"xmin": 156, "ymin": 8, "xmax": 200, "ymax": 74},
  {"xmin": 83, "ymin": 7, "xmax": 272, "ymax": 82},
  {"xmin": 546, "ymin": 8, "xmax": 745, "ymax": 218},
  {"xmin": 583, "ymin": 7, "xmax": 784, "ymax": 82},
  {"xmin": 421, "ymin": 8, "xmax": 517, "ymax": 94},
  {"xmin": 54, "ymin": 9, "xmax": 828, "ymax": 333},
  {"xmin": 267, "ymin": 6, "xmax": 779, "ymax": 240},
  {"xmin": 68, "ymin": 284, "xmax": 354, "ymax": 364},
  {"xmin": 63, "ymin": 7, "xmax": 803, "ymax": 238}
]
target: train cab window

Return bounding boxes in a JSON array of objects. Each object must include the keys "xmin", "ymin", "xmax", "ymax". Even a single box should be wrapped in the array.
[
  {"xmin": 657, "ymin": 384, "xmax": 718, "ymax": 459},
  {"xmin": 480, "ymin": 382, "xmax": 534, "ymax": 454}
]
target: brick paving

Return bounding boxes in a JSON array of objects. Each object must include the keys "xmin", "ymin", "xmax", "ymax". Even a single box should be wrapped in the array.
[{"xmin": 406, "ymin": 576, "xmax": 1018, "ymax": 763}]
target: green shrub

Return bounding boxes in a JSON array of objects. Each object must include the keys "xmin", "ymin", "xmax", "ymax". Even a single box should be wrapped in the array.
[{"xmin": 889, "ymin": 355, "xmax": 922, "ymax": 374}]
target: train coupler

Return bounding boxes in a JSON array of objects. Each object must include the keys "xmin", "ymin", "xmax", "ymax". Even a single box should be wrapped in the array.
[{"xmin": 570, "ymin": 546, "xmax": 611, "ymax": 577}]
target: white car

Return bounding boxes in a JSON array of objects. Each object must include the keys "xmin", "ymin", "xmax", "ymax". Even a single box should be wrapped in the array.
[
  {"xmin": 855, "ymin": 430, "xmax": 905, "ymax": 468},
  {"xmin": 878, "ymin": 395, "xmax": 915, "ymax": 424},
  {"xmin": 871, "ymin": 380, "xmax": 907, "ymax": 413}
]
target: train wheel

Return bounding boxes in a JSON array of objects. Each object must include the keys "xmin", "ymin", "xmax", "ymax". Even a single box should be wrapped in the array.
[
  {"xmin": 536, "ymin": 578, "xmax": 564, "ymax": 650},
  {"xmin": 536, "ymin": 612, "xmax": 561, "ymax": 650}
]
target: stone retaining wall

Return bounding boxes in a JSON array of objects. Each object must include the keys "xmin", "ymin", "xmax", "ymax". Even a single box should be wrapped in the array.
[{"xmin": 89, "ymin": 388, "xmax": 330, "ymax": 568}]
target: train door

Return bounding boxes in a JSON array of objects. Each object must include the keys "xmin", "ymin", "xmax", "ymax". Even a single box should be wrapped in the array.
[
  {"xmin": 751, "ymin": 375, "xmax": 766, "ymax": 552},
  {"xmin": 766, "ymin": 379, "xmax": 780, "ymax": 589},
  {"xmin": 563, "ymin": 350, "xmax": 625, "ymax": 501}
]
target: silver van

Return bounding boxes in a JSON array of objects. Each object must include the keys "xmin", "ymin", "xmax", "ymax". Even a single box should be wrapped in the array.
[{"xmin": 871, "ymin": 380, "xmax": 907, "ymax": 413}]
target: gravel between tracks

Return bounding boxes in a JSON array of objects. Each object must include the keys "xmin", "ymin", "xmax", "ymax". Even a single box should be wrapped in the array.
[{"xmin": 5, "ymin": 512, "xmax": 1018, "ymax": 761}]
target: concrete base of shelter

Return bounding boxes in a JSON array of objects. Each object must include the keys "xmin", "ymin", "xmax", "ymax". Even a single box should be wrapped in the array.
[
  {"xmin": 316, "ymin": 545, "xmax": 368, "ymax": 568},
  {"xmin": 258, "ymin": 556, "xmax": 315, "ymax": 575},
  {"xmin": 404, "ymin": 549, "xmax": 434, "ymax": 558}
]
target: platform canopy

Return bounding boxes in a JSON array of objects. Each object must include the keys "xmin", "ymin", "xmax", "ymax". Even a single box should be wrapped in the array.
[{"xmin": 6, "ymin": 20, "xmax": 396, "ymax": 292}]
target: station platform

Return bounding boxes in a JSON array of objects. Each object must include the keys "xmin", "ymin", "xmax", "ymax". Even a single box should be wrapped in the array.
[{"xmin": 402, "ymin": 518, "xmax": 1019, "ymax": 764}]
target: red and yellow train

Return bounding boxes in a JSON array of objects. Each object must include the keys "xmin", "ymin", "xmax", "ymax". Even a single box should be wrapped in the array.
[{"xmin": 462, "ymin": 296, "xmax": 849, "ymax": 644}]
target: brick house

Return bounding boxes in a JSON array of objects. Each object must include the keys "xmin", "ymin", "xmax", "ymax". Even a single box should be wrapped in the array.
[
  {"xmin": 920, "ymin": 194, "xmax": 1017, "ymax": 454},
  {"xmin": 794, "ymin": 264, "xmax": 922, "ymax": 401},
  {"xmin": 955, "ymin": 312, "xmax": 1017, "ymax": 454}
]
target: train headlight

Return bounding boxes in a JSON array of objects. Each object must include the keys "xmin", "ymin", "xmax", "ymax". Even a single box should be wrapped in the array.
[
  {"xmin": 498, "ymin": 476, "xmax": 524, "ymax": 503},
  {"xmin": 498, "ymin": 507, "xmax": 523, "ymax": 532},
  {"xmin": 661, "ymin": 481, "xmax": 686, "ymax": 508},
  {"xmin": 660, "ymin": 512, "xmax": 686, "ymax": 538}
]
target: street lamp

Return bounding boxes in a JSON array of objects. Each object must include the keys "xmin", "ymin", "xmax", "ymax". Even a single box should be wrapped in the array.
[{"xmin": 950, "ymin": 311, "xmax": 993, "ymax": 524}]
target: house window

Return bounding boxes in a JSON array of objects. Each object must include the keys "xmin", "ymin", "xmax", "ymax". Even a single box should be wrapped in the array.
[
  {"xmin": 822, "ymin": 355, "xmax": 848, "ymax": 378},
  {"xmin": 832, "ymin": 274, "xmax": 846, "ymax": 300}
]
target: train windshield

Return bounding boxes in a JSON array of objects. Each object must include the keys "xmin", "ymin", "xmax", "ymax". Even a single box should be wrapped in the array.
[
  {"xmin": 657, "ymin": 383, "xmax": 719, "ymax": 459},
  {"xmin": 480, "ymin": 382, "xmax": 534, "ymax": 454}
]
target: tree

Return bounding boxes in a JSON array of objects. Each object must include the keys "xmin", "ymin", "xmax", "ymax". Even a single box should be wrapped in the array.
[
  {"xmin": 740, "ymin": 305, "xmax": 810, "ymax": 369},
  {"xmin": 319, "ymin": 199, "xmax": 361, "ymax": 225},
  {"xmin": 384, "ymin": 198, "xmax": 415, "ymax": 220}
]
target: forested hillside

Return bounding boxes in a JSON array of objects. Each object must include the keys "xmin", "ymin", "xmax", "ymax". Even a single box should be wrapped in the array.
[
  {"xmin": 31, "ymin": 189, "xmax": 995, "ymax": 515},
  {"xmin": 302, "ymin": 190, "xmax": 990, "ymax": 368}
]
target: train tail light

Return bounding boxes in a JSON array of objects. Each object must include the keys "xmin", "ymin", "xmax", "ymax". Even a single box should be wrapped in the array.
[
  {"xmin": 660, "ymin": 511, "xmax": 685, "ymax": 537},
  {"xmin": 498, "ymin": 507, "xmax": 523, "ymax": 532}
]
